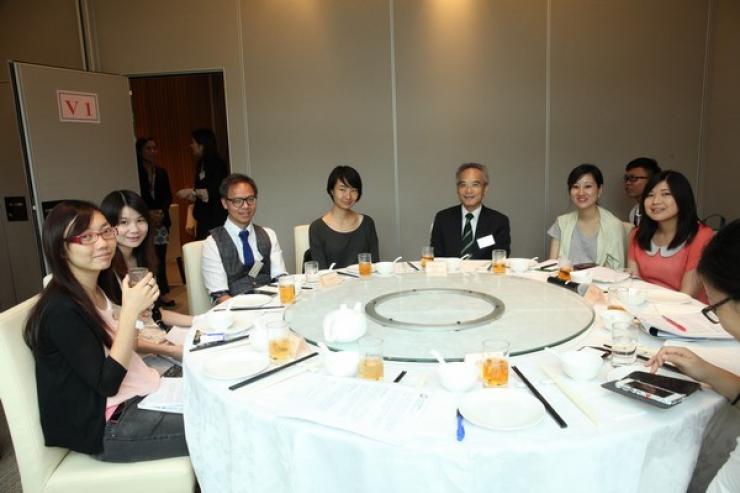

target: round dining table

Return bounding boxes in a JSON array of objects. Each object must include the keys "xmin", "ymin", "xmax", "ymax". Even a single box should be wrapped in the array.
[{"xmin": 182, "ymin": 261, "xmax": 733, "ymax": 493}]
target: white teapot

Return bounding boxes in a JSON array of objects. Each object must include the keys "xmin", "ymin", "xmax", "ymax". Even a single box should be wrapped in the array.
[{"xmin": 323, "ymin": 302, "xmax": 367, "ymax": 343}]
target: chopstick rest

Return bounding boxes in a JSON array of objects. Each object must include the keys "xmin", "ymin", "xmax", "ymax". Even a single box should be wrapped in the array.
[
  {"xmin": 229, "ymin": 352, "xmax": 320, "ymax": 390},
  {"xmin": 512, "ymin": 366, "xmax": 568, "ymax": 429}
]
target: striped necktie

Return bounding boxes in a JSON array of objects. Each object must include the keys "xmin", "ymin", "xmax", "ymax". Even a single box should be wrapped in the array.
[
  {"xmin": 238, "ymin": 229, "xmax": 255, "ymax": 269},
  {"xmin": 461, "ymin": 213, "xmax": 474, "ymax": 257}
]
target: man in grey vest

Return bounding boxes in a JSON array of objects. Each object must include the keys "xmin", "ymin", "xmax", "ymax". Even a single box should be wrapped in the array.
[{"xmin": 201, "ymin": 173, "xmax": 287, "ymax": 304}]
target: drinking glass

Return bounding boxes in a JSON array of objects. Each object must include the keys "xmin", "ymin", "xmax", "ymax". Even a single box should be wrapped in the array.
[
  {"xmin": 267, "ymin": 320, "xmax": 293, "ymax": 363},
  {"xmin": 420, "ymin": 246, "xmax": 434, "ymax": 269},
  {"xmin": 492, "ymin": 249, "xmax": 507, "ymax": 274},
  {"xmin": 482, "ymin": 339, "xmax": 509, "ymax": 387},
  {"xmin": 304, "ymin": 261, "xmax": 320, "ymax": 283},
  {"xmin": 357, "ymin": 253, "xmax": 373, "ymax": 278},
  {"xmin": 558, "ymin": 256, "xmax": 573, "ymax": 282},
  {"xmin": 611, "ymin": 321, "xmax": 638, "ymax": 366},
  {"xmin": 357, "ymin": 336, "xmax": 384, "ymax": 381},
  {"xmin": 278, "ymin": 275, "xmax": 296, "ymax": 305},
  {"xmin": 127, "ymin": 267, "xmax": 158, "ymax": 329},
  {"xmin": 607, "ymin": 286, "xmax": 628, "ymax": 311}
]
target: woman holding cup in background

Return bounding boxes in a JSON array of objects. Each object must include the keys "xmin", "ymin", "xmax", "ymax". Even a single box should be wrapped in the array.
[
  {"xmin": 627, "ymin": 170, "xmax": 714, "ymax": 302},
  {"xmin": 647, "ymin": 219, "xmax": 740, "ymax": 492},
  {"xmin": 548, "ymin": 164, "xmax": 626, "ymax": 270},
  {"xmin": 309, "ymin": 165, "xmax": 379, "ymax": 269}
]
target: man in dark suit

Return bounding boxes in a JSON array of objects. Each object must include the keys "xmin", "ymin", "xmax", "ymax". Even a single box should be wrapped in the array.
[{"xmin": 430, "ymin": 163, "xmax": 511, "ymax": 259}]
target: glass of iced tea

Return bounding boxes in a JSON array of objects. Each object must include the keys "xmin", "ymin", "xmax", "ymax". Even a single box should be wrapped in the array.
[
  {"xmin": 357, "ymin": 336, "xmax": 384, "ymax": 381},
  {"xmin": 420, "ymin": 246, "xmax": 434, "ymax": 269},
  {"xmin": 558, "ymin": 256, "xmax": 573, "ymax": 282},
  {"xmin": 267, "ymin": 320, "xmax": 293, "ymax": 363},
  {"xmin": 492, "ymin": 249, "xmax": 507, "ymax": 274},
  {"xmin": 481, "ymin": 339, "xmax": 509, "ymax": 387},
  {"xmin": 278, "ymin": 275, "xmax": 296, "ymax": 305},
  {"xmin": 357, "ymin": 253, "xmax": 373, "ymax": 278}
]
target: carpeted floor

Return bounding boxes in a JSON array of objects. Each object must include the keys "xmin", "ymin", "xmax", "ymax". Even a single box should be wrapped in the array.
[{"xmin": 0, "ymin": 261, "xmax": 188, "ymax": 492}]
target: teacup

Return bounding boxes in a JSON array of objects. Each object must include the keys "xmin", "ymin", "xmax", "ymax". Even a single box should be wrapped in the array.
[
  {"xmin": 437, "ymin": 362, "xmax": 479, "ymax": 392},
  {"xmin": 375, "ymin": 262, "xmax": 394, "ymax": 276},
  {"xmin": 569, "ymin": 270, "xmax": 593, "ymax": 284},
  {"xmin": 507, "ymin": 258, "xmax": 533, "ymax": 274},
  {"xmin": 601, "ymin": 309, "xmax": 634, "ymax": 330},
  {"xmin": 559, "ymin": 351, "xmax": 603, "ymax": 380}
]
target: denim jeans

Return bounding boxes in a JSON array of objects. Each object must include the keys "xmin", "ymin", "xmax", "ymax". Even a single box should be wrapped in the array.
[{"xmin": 96, "ymin": 396, "xmax": 189, "ymax": 463}]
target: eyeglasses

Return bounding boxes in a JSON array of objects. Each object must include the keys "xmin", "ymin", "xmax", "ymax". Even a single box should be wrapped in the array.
[
  {"xmin": 65, "ymin": 226, "xmax": 117, "ymax": 245},
  {"xmin": 701, "ymin": 296, "xmax": 732, "ymax": 324},
  {"xmin": 226, "ymin": 196, "xmax": 257, "ymax": 208},
  {"xmin": 623, "ymin": 175, "xmax": 648, "ymax": 183}
]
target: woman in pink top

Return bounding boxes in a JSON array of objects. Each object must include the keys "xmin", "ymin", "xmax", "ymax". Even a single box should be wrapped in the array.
[{"xmin": 627, "ymin": 170, "xmax": 713, "ymax": 302}]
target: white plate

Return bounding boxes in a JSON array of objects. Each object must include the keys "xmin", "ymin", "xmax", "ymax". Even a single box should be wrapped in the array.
[
  {"xmin": 459, "ymin": 388, "xmax": 545, "ymax": 431},
  {"xmin": 645, "ymin": 289, "xmax": 692, "ymax": 304},
  {"xmin": 202, "ymin": 351, "xmax": 269, "ymax": 380},
  {"xmin": 229, "ymin": 294, "xmax": 273, "ymax": 309}
]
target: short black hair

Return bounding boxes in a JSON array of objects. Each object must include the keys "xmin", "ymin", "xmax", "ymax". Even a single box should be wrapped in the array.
[
  {"xmin": 326, "ymin": 165, "xmax": 363, "ymax": 201},
  {"xmin": 636, "ymin": 170, "xmax": 700, "ymax": 250},
  {"xmin": 219, "ymin": 173, "xmax": 258, "ymax": 199},
  {"xmin": 567, "ymin": 164, "xmax": 603, "ymax": 188},
  {"xmin": 698, "ymin": 219, "xmax": 740, "ymax": 299},
  {"xmin": 626, "ymin": 157, "xmax": 661, "ymax": 176}
]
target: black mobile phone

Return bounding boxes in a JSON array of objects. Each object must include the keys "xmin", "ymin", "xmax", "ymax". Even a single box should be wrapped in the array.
[{"xmin": 602, "ymin": 371, "xmax": 700, "ymax": 409}]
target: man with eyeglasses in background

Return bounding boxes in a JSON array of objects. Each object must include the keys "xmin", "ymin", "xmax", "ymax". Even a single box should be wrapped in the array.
[
  {"xmin": 430, "ymin": 162, "xmax": 511, "ymax": 259},
  {"xmin": 201, "ymin": 173, "xmax": 287, "ymax": 304},
  {"xmin": 624, "ymin": 157, "xmax": 661, "ymax": 226}
]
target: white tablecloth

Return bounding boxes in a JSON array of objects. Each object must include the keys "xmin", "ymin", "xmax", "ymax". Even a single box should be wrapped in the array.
[{"xmin": 183, "ymin": 270, "xmax": 732, "ymax": 493}]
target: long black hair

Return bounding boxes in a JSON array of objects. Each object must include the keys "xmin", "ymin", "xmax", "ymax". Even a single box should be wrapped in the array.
[
  {"xmin": 24, "ymin": 201, "xmax": 115, "ymax": 351},
  {"xmin": 135, "ymin": 137, "xmax": 154, "ymax": 167},
  {"xmin": 635, "ymin": 170, "xmax": 700, "ymax": 251},
  {"xmin": 698, "ymin": 219, "xmax": 740, "ymax": 299},
  {"xmin": 192, "ymin": 128, "xmax": 223, "ymax": 170}
]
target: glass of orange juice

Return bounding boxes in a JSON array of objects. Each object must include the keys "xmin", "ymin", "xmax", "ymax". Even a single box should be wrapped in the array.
[
  {"xmin": 266, "ymin": 320, "xmax": 293, "ymax": 363},
  {"xmin": 558, "ymin": 256, "xmax": 573, "ymax": 282},
  {"xmin": 357, "ymin": 336, "xmax": 384, "ymax": 380},
  {"xmin": 420, "ymin": 246, "xmax": 434, "ymax": 269},
  {"xmin": 278, "ymin": 275, "xmax": 296, "ymax": 305},
  {"xmin": 357, "ymin": 253, "xmax": 373, "ymax": 278},
  {"xmin": 492, "ymin": 249, "xmax": 507, "ymax": 274},
  {"xmin": 481, "ymin": 339, "xmax": 509, "ymax": 387}
]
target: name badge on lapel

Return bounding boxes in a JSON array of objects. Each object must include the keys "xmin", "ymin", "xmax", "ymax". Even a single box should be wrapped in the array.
[
  {"xmin": 477, "ymin": 234, "xmax": 495, "ymax": 249},
  {"xmin": 248, "ymin": 260, "xmax": 264, "ymax": 278}
]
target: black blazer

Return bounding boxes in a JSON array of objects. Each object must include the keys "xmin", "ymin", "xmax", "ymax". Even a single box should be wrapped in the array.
[
  {"xmin": 137, "ymin": 163, "xmax": 173, "ymax": 228},
  {"xmin": 430, "ymin": 205, "xmax": 511, "ymax": 259}
]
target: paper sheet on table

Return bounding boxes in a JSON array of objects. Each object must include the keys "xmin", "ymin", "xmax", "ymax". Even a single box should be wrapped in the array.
[
  {"xmin": 138, "ymin": 377, "xmax": 183, "ymax": 414},
  {"xmin": 586, "ymin": 267, "xmax": 630, "ymax": 284},
  {"xmin": 258, "ymin": 372, "xmax": 455, "ymax": 444},
  {"xmin": 636, "ymin": 309, "xmax": 734, "ymax": 340},
  {"xmin": 665, "ymin": 341, "xmax": 740, "ymax": 376}
]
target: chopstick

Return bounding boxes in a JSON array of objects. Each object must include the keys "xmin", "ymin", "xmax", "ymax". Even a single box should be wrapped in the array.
[
  {"xmin": 229, "ymin": 352, "xmax": 319, "ymax": 390},
  {"xmin": 337, "ymin": 271, "xmax": 359, "ymax": 278},
  {"xmin": 406, "ymin": 261, "xmax": 420, "ymax": 272},
  {"xmin": 213, "ymin": 305, "xmax": 285, "ymax": 312},
  {"xmin": 537, "ymin": 261, "xmax": 558, "ymax": 272},
  {"xmin": 190, "ymin": 334, "xmax": 250, "ymax": 352},
  {"xmin": 541, "ymin": 365, "xmax": 600, "ymax": 426},
  {"xmin": 512, "ymin": 366, "xmax": 568, "ymax": 429}
]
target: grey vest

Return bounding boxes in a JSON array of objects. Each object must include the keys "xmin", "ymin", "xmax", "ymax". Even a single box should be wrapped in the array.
[{"xmin": 211, "ymin": 225, "xmax": 272, "ymax": 296}]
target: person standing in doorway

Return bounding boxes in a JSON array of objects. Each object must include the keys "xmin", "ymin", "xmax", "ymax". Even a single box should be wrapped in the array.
[{"xmin": 136, "ymin": 137, "xmax": 175, "ymax": 306}]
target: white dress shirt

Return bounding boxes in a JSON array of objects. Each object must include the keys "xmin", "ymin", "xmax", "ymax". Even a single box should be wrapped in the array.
[
  {"xmin": 201, "ymin": 218, "xmax": 287, "ymax": 295},
  {"xmin": 460, "ymin": 205, "xmax": 482, "ymax": 236}
]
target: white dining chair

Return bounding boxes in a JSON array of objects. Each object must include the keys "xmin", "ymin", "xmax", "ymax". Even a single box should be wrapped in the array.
[
  {"xmin": 293, "ymin": 224, "xmax": 310, "ymax": 274},
  {"xmin": 182, "ymin": 240, "xmax": 211, "ymax": 315},
  {"xmin": 0, "ymin": 296, "xmax": 196, "ymax": 493}
]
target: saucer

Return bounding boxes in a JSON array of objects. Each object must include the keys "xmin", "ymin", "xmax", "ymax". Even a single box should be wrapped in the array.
[
  {"xmin": 203, "ymin": 351, "xmax": 269, "ymax": 380},
  {"xmin": 459, "ymin": 389, "xmax": 545, "ymax": 431}
]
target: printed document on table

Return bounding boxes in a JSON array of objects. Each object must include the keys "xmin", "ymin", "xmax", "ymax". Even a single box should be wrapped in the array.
[
  {"xmin": 257, "ymin": 372, "xmax": 455, "ymax": 444},
  {"xmin": 138, "ymin": 377, "xmax": 183, "ymax": 414},
  {"xmin": 636, "ymin": 309, "xmax": 734, "ymax": 340}
]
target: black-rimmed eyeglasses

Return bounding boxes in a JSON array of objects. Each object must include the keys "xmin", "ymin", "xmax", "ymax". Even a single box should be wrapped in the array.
[
  {"xmin": 623, "ymin": 175, "xmax": 648, "ymax": 183},
  {"xmin": 226, "ymin": 196, "xmax": 257, "ymax": 208},
  {"xmin": 701, "ymin": 296, "xmax": 732, "ymax": 324}
]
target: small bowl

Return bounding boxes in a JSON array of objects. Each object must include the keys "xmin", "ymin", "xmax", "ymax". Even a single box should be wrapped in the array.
[
  {"xmin": 375, "ymin": 262, "xmax": 394, "ymax": 276},
  {"xmin": 445, "ymin": 258, "xmax": 462, "ymax": 273},
  {"xmin": 601, "ymin": 309, "xmax": 634, "ymax": 330},
  {"xmin": 507, "ymin": 258, "xmax": 534, "ymax": 273},
  {"xmin": 323, "ymin": 349, "xmax": 360, "ymax": 377},
  {"xmin": 560, "ymin": 351, "xmax": 603, "ymax": 381},
  {"xmin": 207, "ymin": 311, "xmax": 234, "ymax": 333},
  {"xmin": 569, "ymin": 270, "xmax": 593, "ymax": 284},
  {"xmin": 437, "ymin": 362, "xmax": 479, "ymax": 392}
]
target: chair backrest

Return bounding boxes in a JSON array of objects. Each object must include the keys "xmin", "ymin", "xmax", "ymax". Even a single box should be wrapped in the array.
[
  {"xmin": 182, "ymin": 240, "xmax": 210, "ymax": 315},
  {"xmin": 0, "ymin": 296, "xmax": 69, "ymax": 493},
  {"xmin": 294, "ymin": 224, "xmax": 310, "ymax": 274},
  {"xmin": 166, "ymin": 203, "xmax": 182, "ymax": 261}
]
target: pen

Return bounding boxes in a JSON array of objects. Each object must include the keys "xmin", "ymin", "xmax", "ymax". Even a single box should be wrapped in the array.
[
  {"xmin": 393, "ymin": 370, "xmax": 407, "ymax": 383},
  {"xmin": 456, "ymin": 409, "xmax": 466, "ymax": 441},
  {"xmin": 662, "ymin": 316, "xmax": 687, "ymax": 332}
]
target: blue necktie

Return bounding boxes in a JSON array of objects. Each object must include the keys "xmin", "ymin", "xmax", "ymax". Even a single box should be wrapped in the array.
[{"xmin": 238, "ymin": 230, "xmax": 255, "ymax": 269}]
